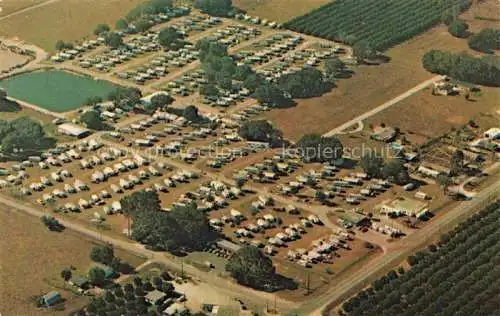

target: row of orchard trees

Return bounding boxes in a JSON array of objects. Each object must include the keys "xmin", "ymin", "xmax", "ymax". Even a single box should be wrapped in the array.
[
  {"xmin": 285, "ymin": 0, "xmax": 471, "ymax": 51},
  {"xmin": 341, "ymin": 201, "xmax": 500, "ymax": 316}
]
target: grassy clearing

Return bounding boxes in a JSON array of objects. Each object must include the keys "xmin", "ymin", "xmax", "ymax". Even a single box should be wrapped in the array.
[
  {"xmin": 0, "ymin": 0, "xmax": 146, "ymax": 52},
  {"xmin": 233, "ymin": 0, "xmax": 330, "ymax": 23},
  {"xmin": 0, "ymin": 207, "xmax": 145, "ymax": 315}
]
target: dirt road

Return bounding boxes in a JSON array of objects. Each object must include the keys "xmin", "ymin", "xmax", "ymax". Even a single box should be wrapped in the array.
[{"xmin": 322, "ymin": 75, "xmax": 444, "ymax": 136}]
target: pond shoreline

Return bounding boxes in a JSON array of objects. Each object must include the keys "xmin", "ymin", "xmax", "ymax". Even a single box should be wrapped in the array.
[{"xmin": 0, "ymin": 69, "xmax": 121, "ymax": 113}]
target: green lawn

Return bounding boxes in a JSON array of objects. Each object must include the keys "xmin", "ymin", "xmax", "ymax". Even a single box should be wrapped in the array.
[{"xmin": 0, "ymin": 70, "xmax": 119, "ymax": 112}]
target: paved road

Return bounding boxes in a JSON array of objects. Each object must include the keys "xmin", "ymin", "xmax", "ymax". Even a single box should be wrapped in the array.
[
  {"xmin": 298, "ymin": 176, "xmax": 500, "ymax": 316},
  {"xmin": 322, "ymin": 75, "xmax": 444, "ymax": 137}
]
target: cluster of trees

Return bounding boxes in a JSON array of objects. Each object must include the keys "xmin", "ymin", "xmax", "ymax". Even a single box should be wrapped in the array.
[
  {"xmin": 90, "ymin": 244, "xmax": 135, "ymax": 275},
  {"xmin": 55, "ymin": 40, "xmax": 74, "ymax": 51},
  {"xmin": 422, "ymin": 50, "xmax": 500, "ymax": 86},
  {"xmin": 105, "ymin": 32, "xmax": 124, "ymax": 49},
  {"xmin": 73, "ymin": 272, "xmax": 183, "ymax": 316},
  {"xmin": 285, "ymin": 0, "xmax": 471, "ymax": 51},
  {"xmin": 238, "ymin": 120, "xmax": 284, "ymax": 147},
  {"xmin": 252, "ymin": 82, "xmax": 295, "ymax": 108},
  {"xmin": 195, "ymin": 0, "xmax": 234, "ymax": 17},
  {"xmin": 167, "ymin": 105, "xmax": 208, "ymax": 124},
  {"xmin": 278, "ymin": 67, "xmax": 332, "ymax": 98},
  {"xmin": 448, "ymin": 19, "xmax": 469, "ymax": 38},
  {"xmin": 144, "ymin": 93, "xmax": 174, "ymax": 113},
  {"xmin": 107, "ymin": 87, "xmax": 142, "ymax": 108},
  {"xmin": 468, "ymin": 28, "xmax": 500, "ymax": 53},
  {"xmin": 250, "ymin": 67, "xmax": 333, "ymax": 106},
  {"xmin": 0, "ymin": 89, "xmax": 21, "ymax": 112},
  {"xmin": 158, "ymin": 27, "xmax": 186, "ymax": 50},
  {"xmin": 360, "ymin": 152, "xmax": 410, "ymax": 185},
  {"xmin": 324, "ymin": 57, "xmax": 347, "ymax": 81},
  {"xmin": 80, "ymin": 110, "xmax": 113, "ymax": 131},
  {"xmin": 0, "ymin": 117, "xmax": 54, "ymax": 158},
  {"xmin": 295, "ymin": 134, "xmax": 343, "ymax": 164},
  {"xmin": 94, "ymin": 24, "xmax": 111, "ymax": 36},
  {"xmin": 41, "ymin": 215, "xmax": 64, "ymax": 232},
  {"xmin": 226, "ymin": 246, "xmax": 297, "ymax": 292},
  {"xmin": 121, "ymin": 190, "xmax": 217, "ymax": 252},
  {"xmin": 197, "ymin": 39, "xmax": 237, "ymax": 90},
  {"xmin": 124, "ymin": 0, "xmax": 173, "ymax": 24},
  {"xmin": 342, "ymin": 202, "xmax": 500, "ymax": 316},
  {"xmin": 88, "ymin": 266, "xmax": 110, "ymax": 287}
]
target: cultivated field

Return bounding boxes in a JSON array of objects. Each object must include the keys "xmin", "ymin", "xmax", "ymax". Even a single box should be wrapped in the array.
[
  {"xmin": 285, "ymin": 0, "xmax": 472, "ymax": 50},
  {"xmin": 233, "ymin": 0, "xmax": 330, "ymax": 23},
  {"xmin": 0, "ymin": 207, "xmax": 145, "ymax": 316},
  {"xmin": 0, "ymin": 0, "xmax": 146, "ymax": 52}
]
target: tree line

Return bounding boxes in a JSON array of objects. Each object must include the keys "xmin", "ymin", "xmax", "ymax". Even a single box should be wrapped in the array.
[
  {"xmin": 423, "ymin": 50, "xmax": 500, "ymax": 87},
  {"xmin": 195, "ymin": 0, "xmax": 235, "ymax": 17}
]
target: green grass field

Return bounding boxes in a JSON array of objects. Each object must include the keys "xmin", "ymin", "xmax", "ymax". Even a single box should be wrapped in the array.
[{"xmin": 0, "ymin": 70, "xmax": 119, "ymax": 112}]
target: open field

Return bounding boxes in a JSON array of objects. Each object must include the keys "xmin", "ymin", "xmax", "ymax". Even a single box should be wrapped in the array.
[
  {"xmin": 263, "ymin": 19, "xmax": 500, "ymax": 141},
  {"xmin": 233, "ymin": 0, "xmax": 330, "ymax": 23},
  {"xmin": 0, "ymin": 69, "xmax": 120, "ymax": 112},
  {"xmin": 0, "ymin": 0, "xmax": 47, "ymax": 17},
  {"xmin": 0, "ymin": 207, "xmax": 145, "ymax": 316},
  {"xmin": 365, "ymin": 86, "xmax": 500, "ymax": 140},
  {"xmin": 0, "ymin": 0, "xmax": 146, "ymax": 52}
]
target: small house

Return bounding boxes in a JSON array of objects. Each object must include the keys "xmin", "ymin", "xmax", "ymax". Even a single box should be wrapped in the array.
[{"xmin": 145, "ymin": 289, "xmax": 167, "ymax": 305}]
